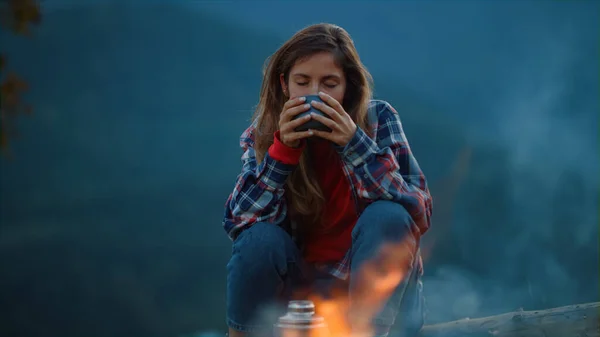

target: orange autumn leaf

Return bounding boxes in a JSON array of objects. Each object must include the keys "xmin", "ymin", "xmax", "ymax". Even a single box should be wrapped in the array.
[{"xmin": 0, "ymin": 0, "xmax": 41, "ymax": 153}]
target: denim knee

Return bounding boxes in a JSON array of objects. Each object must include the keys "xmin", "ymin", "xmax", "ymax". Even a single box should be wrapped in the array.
[
  {"xmin": 228, "ymin": 222, "xmax": 298, "ymax": 278},
  {"xmin": 352, "ymin": 200, "xmax": 418, "ymax": 243}
]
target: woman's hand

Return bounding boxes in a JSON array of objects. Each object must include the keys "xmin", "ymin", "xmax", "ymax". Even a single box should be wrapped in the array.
[
  {"xmin": 309, "ymin": 92, "xmax": 357, "ymax": 147},
  {"xmin": 279, "ymin": 96, "xmax": 314, "ymax": 148}
]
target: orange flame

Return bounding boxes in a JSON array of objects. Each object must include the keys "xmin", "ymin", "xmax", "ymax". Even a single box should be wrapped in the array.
[{"xmin": 285, "ymin": 238, "xmax": 417, "ymax": 337}]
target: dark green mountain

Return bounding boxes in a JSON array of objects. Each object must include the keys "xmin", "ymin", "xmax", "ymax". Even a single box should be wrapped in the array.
[{"xmin": 0, "ymin": 3, "xmax": 596, "ymax": 337}]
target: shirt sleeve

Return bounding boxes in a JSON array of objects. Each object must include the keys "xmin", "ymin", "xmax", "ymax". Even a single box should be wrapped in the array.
[
  {"xmin": 335, "ymin": 101, "xmax": 433, "ymax": 234},
  {"xmin": 222, "ymin": 128, "xmax": 305, "ymax": 240}
]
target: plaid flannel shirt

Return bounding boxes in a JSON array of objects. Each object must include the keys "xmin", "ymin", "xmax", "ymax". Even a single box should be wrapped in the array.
[{"xmin": 223, "ymin": 99, "xmax": 432, "ymax": 280}]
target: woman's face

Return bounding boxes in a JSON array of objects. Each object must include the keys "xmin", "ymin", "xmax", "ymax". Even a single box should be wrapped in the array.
[{"xmin": 281, "ymin": 51, "xmax": 346, "ymax": 104}]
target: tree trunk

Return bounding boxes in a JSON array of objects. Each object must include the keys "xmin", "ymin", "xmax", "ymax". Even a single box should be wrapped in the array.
[{"xmin": 419, "ymin": 301, "xmax": 599, "ymax": 337}]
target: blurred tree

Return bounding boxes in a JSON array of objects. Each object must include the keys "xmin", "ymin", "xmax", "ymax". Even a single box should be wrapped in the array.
[{"xmin": 0, "ymin": 0, "xmax": 41, "ymax": 154}]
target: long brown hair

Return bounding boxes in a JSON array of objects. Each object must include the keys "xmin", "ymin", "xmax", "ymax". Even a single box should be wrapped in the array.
[{"xmin": 252, "ymin": 23, "xmax": 374, "ymax": 230}]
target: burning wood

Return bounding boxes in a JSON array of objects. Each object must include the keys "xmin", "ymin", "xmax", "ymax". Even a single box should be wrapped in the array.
[{"xmin": 419, "ymin": 301, "xmax": 599, "ymax": 337}]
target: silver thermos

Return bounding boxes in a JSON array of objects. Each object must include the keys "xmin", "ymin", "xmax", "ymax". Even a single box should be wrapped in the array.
[{"xmin": 274, "ymin": 300, "xmax": 329, "ymax": 337}]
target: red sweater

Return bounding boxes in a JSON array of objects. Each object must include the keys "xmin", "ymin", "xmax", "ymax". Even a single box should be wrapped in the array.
[{"xmin": 268, "ymin": 131, "xmax": 358, "ymax": 263}]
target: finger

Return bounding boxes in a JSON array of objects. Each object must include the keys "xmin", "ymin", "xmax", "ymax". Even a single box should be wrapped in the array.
[
  {"xmin": 311, "ymin": 100, "xmax": 342, "ymax": 122},
  {"xmin": 310, "ymin": 112, "xmax": 338, "ymax": 130},
  {"xmin": 282, "ymin": 96, "xmax": 307, "ymax": 111},
  {"xmin": 285, "ymin": 129, "xmax": 314, "ymax": 142},
  {"xmin": 281, "ymin": 103, "xmax": 311, "ymax": 122},
  {"xmin": 311, "ymin": 129, "xmax": 335, "ymax": 142},
  {"xmin": 318, "ymin": 91, "xmax": 345, "ymax": 114},
  {"xmin": 281, "ymin": 113, "xmax": 312, "ymax": 132}
]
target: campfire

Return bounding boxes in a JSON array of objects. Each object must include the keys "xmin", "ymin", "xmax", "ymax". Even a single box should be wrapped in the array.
[{"xmin": 274, "ymin": 239, "xmax": 417, "ymax": 337}]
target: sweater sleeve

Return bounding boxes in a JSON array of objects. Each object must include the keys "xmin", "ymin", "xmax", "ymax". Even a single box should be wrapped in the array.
[{"xmin": 268, "ymin": 130, "xmax": 305, "ymax": 165}]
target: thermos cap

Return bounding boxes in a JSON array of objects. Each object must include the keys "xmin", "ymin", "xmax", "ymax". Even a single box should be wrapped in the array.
[{"xmin": 275, "ymin": 300, "xmax": 327, "ymax": 329}]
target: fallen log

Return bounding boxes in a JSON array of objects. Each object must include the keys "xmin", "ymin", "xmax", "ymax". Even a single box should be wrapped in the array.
[{"xmin": 419, "ymin": 301, "xmax": 599, "ymax": 337}]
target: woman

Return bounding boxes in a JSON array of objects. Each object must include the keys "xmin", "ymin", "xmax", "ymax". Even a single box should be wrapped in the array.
[{"xmin": 223, "ymin": 23, "xmax": 432, "ymax": 337}]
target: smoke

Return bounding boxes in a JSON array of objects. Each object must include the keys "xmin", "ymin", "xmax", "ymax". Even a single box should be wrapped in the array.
[
  {"xmin": 490, "ymin": 11, "xmax": 598, "ymax": 251},
  {"xmin": 423, "ymin": 8, "xmax": 599, "ymax": 324},
  {"xmin": 491, "ymin": 26, "xmax": 598, "ymax": 182},
  {"xmin": 423, "ymin": 261, "xmax": 580, "ymax": 324}
]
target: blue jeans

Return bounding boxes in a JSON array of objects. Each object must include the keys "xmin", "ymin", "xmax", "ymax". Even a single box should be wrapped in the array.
[{"xmin": 226, "ymin": 200, "xmax": 425, "ymax": 337}]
